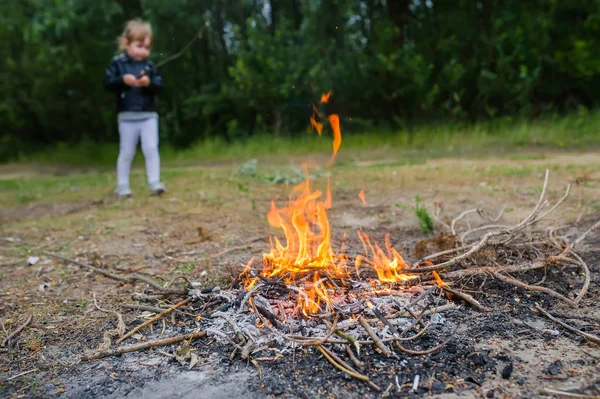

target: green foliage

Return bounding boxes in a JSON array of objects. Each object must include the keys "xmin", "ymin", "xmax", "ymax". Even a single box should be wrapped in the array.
[
  {"xmin": 396, "ymin": 196, "xmax": 434, "ymax": 234},
  {"xmin": 1, "ymin": 0, "xmax": 600, "ymax": 161},
  {"xmin": 178, "ymin": 263, "xmax": 196, "ymax": 273},
  {"xmin": 414, "ymin": 195, "xmax": 434, "ymax": 234}
]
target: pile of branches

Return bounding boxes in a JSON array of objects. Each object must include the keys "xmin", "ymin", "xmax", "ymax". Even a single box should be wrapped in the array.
[
  {"xmin": 79, "ymin": 283, "xmax": 458, "ymax": 392},
  {"xmin": 39, "ymin": 170, "xmax": 599, "ymax": 392},
  {"xmin": 421, "ymin": 170, "xmax": 598, "ymax": 309}
]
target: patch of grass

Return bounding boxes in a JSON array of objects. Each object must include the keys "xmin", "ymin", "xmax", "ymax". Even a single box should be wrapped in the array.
[
  {"xmin": 414, "ymin": 195, "xmax": 434, "ymax": 234},
  {"xmin": 395, "ymin": 196, "xmax": 434, "ymax": 233},
  {"xmin": 6, "ymin": 110, "xmax": 600, "ymax": 167},
  {"xmin": 178, "ymin": 263, "xmax": 196, "ymax": 273}
]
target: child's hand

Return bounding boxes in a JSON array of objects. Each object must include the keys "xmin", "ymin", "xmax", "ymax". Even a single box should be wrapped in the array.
[
  {"xmin": 123, "ymin": 74, "xmax": 138, "ymax": 87},
  {"xmin": 137, "ymin": 75, "xmax": 151, "ymax": 87}
]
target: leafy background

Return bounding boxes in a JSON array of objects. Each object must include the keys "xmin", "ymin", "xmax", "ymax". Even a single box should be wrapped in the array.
[{"xmin": 2, "ymin": 0, "xmax": 599, "ymax": 161}]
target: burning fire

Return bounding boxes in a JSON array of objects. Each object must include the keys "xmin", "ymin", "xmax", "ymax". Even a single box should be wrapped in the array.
[
  {"xmin": 358, "ymin": 189, "xmax": 366, "ymax": 205},
  {"xmin": 244, "ymin": 92, "xmax": 415, "ymax": 316}
]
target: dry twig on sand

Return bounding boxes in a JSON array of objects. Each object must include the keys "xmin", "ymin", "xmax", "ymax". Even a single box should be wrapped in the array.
[
  {"xmin": 407, "ymin": 170, "xmax": 598, "ymax": 308},
  {"xmin": 82, "ymin": 331, "xmax": 207, "ymax": 361},
  {"xmin": 117, "ymin": 297, "xmax": 193, "ymax": 344},
  {"xmin": 42, "ymin": 252, "xmax": 187, "ymax": 295},
  {"xmin": 535, "ymin": 305, "xmax": 600, "ymax": 345},
  {"xmin": 1, "ymin": 314, "xmax": 33, "ymax": 347}
]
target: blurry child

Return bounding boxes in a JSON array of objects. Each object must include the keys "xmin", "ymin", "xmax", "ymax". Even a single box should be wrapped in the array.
[{"xmin": 104, "ymin": 19, "xmax": 165, "ymax": 197}]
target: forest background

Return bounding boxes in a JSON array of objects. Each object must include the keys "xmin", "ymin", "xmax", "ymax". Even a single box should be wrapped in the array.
[{"xmin": 2, "ymin": 0, "xmax": 600, "ymax": 163}]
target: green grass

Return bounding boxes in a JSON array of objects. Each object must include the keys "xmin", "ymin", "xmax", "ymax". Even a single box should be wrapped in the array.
[{"xmin": 4, "ymin": 110, "xmax": 600, "ymax": 168}]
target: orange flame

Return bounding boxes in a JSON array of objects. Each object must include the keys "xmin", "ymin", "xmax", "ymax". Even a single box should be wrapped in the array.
[
  {"xmin": 320, "ymin": 91, "xmax": 332, "ymax": 103},
  {"xmin": 310, "ymin": 115, "xmax": 323, "ymax": 136},
  {"xmin": 356, "ymin": 231, "xmax": 417, "ymax": 284},
  {"xmin": 242, "ymin": 91, "xmax": 415, "ymax": 316},
  {"xmin": 327, "ymin": 114, "xmax": 341, "ymax": 167},
  {"xmin": 263, "ymin": 166, "xmax": 345, "ymax": 278},
  {"xmin": 358, "ymin": 189, "xmax": 366, "ymax": 205}
]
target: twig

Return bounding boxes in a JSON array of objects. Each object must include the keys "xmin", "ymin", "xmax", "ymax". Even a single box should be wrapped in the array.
[
  {"xmin": 358, "ymin": 316, "xmax": 391, "ymax": 357},
  {"xmin": 1, "ymin": 318, "xmax": 9, "ymax": 341},
  {"xmin": 493, "ymin": 272, "xmax": 576, "ymax": 307},
  {"xmin": 461, "ymin": 224, "xmax": 510, "ymax": 243},
  {"xmin": 569, "ymin": 219, "xmax": 600, "ymax": 250},
  {"xmin": 432, "ymin": 272, "xmax": 488, "ymax": 311},
  {"xmin": 301, "ymin": 318, "xmax": 339, "ymax": 346},
  {"xmin": 319, "ymin": 344, "xmax": 361, "ymax": 376},
  {"xmin": 394, "ymin": 325, "xmax": 458, "ymax": 355},
  {"xmin": 451, "ymin": 209, "xmax": 479, "ymax": 235},
  {"xmin": 535, "ymin": 305, "xmax": 600, "ymax": 345},
  {"xmin": 345, "ymin": 345, "xmax": 365, "ymax": 370},
  {"xmin": 1, "ymin": 314, "xmax": 33, "ymax": 347},
  {"xmin": 254, "ymin": 303, "xmax": 285, "ymax": 331},
  {"xmin": 92, "ymin": 293, "xmax": 126, "ymax": 350},
  {"xmin": 121, "ymin": 304, "xmax": 168, "ymax": 313},
  {"xmin": 411, "ymin": 229, "xmax": 500, "ymax": 273},
  {"xmin": 42, "ymin": 252, "xmax": 186, "ymax": 295},
  {"xmin": 335, "ymin": 329, "xmax": 361, "ymax": 354},
  {"xmin": 117, "ymin": 298, "xmax": 193, "ymax": 344},
  {"xmin": 317, "ymin": 344, "xmax": 380, "ymax": 391},
  {"xmin": 566, "ymin": 252, "xmax": 591, "ymax": 306},
  {"xmin": 82, "ymin": 331, "xmax": 207, "ymax": 361},
  {"xmin": 2, "ymin": 368, "xmax": 37, "ymax": 382}
]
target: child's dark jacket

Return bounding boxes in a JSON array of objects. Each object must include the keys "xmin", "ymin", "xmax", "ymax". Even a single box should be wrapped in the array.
[{"xmin": 104, "ymin": 53, "xmax": 163, "ymax": 113}]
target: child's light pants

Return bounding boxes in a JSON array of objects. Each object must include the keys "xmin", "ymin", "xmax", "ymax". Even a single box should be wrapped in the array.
[{"xmin": 117, "ymin": 117, "xmax": 160, "ymax": 188}]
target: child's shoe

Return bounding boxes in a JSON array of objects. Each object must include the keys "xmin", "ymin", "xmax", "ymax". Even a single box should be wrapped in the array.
[
  {"xmin": 114, "ymin": 185, "xmax": 132, "ymax": 198},
  {"xmin": 149, "ymin": 182, "xmax": 166, "ymax": 196}
]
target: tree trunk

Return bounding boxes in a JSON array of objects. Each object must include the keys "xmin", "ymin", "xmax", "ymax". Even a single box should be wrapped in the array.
[
  {"xmin": 270, "ymin": 0, "xmax": 278, "ymax": 35},
  {"xmin": 214, "ymin": 0, "xmax": 229, "ymax": 60},
  {"xmin": 386, "ymin": 0, "xmax": 410, "ymax": 48}
]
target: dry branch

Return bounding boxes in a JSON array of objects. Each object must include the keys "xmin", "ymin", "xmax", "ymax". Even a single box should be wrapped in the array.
[
  {"xmin": 117, "ymin": 298, "xmax": 193, "ymax": 344},
  {"xmin": 535, "ymin": 305, "xmax": 600, "ymax": 345},
  {"xmin": 358, "ymin": 316, "xmax": 391, "ymax": 357},
  {"xmin": 42, "ymin": 252, "xmax": 186, "ymax": 295},
  {"xmin": 316, "ymin": 344, "xmax": 381, "ymax": 391},
  {"xmin": 1, "ymin": 314, "xmax": 32, "ymax": 347},
  {"xmin": 492, "ymin": 272, "xmax": 576, "ymax": 307},
  {"xmin": 92, "ymin": 293, "xmax": 126, "ymax": 350},
  {"xmin": 82, "ymin": 331, "xmax": 207, "ymax": 361}
]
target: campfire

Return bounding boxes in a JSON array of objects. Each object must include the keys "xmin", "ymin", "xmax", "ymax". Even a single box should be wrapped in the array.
[
  {"xmin": 242, "ymin": 93, "xmax": 418, "ymax": 319},
  {"xmin": 54, "ymin": 92, "xmax": 598, "ymax": 395}
]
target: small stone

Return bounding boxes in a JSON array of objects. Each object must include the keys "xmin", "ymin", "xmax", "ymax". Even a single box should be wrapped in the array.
[
  {"xmin": 469, "ymin": 353, "xmax": 486, "ymax": 366},
  {"xmin": 486, "ymin": 389, "xmax": 495, "ymax": 398},
  {"xmin": 465, "ymin": 376, "xmax": 481, "ymax": 386},
  {"xmin": 501, "ymin": 363, "xmax": 513, "ymax": 379},
  {"xmin": 548, "ymin": 365, "xmax": 558, "ymax": 375},
  {"xmin": 431, "ymin": 381, "xmax": 444, "ymax": 394}
]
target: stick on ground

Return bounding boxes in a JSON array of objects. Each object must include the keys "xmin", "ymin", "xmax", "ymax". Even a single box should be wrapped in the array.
[
  {"xmin": 82, "ymin": 331, "xmax": 207, "ymax": 361},
  {"xmin": 1, "ymin": 314, "xmax": 33, "ymax": 347},
  {"xmin": 117, "ymin": 297, "xmax": 193, "ymax": 344},
  {"xmin": 358, "ymin": 316, "xmax": 391, "ymax": 357},
  {"xmin": 535, "ymin": 305, "xmax": 600, "ymax": 345}
]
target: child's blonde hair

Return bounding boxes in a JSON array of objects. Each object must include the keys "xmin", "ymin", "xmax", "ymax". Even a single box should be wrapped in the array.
[{"xmin": 118, "ymin": 19, "xmax": 153, "ymax": 51}]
